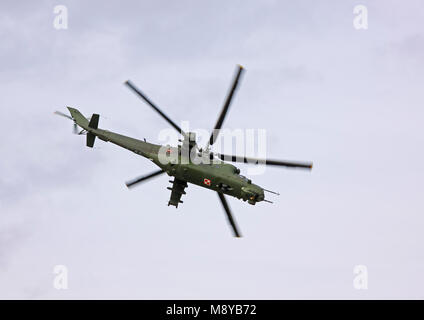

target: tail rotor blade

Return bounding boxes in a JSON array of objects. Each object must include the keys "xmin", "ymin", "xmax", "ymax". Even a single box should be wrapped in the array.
[
  {"xmin": 55, "ymin": 110, "xmax": 80, "ymax": 135},
  {"xmin": 217, "ymin": 192, "xmax": 241, "ymax": 237},
  {"xmin": 54, "ymin": 110, "xmax": 73, "ymax": 120}
]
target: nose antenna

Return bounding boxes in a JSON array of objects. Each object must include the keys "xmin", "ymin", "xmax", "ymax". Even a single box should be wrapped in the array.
[
  {"xmin": 263, "ymin": 188, "xmax": 280, "ymax": 196},
  {"xmin": 263, "ymin": 199, "xmax": 274, "ymax": 204}
]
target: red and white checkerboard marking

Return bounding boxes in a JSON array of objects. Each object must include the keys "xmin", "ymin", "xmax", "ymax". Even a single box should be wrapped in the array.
[{"xmin": 203, "ymin": 178, "xmax": 211, "ymax": 186}]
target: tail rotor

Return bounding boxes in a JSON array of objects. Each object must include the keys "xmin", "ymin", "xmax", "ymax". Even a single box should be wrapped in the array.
[
  {"xmin": 54, "ymin": 110, "xmax": 92, "ymax": 135},
  {"xmin": 54, "ymin": 110, "xmax": 80, "ymax": 134}
]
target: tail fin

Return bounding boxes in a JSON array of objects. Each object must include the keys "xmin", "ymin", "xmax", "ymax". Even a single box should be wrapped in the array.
[
  {"xmin": 88, "ymin": 114, "xmax": 99, "ymax": 129},
  {"xmin": 66, "ymin": 107, "xmax": 100, "ymax": 148},
  {"xmin": 86, "ymin": 132, "xmax": 96, "ymax": 148},
  {"xmin": 86, "ymin": 114, "xmax": 100, "ymax": 148},
  {"xmin": 66, "ymin": 107, "xmax": 89, "ymax": 128}
]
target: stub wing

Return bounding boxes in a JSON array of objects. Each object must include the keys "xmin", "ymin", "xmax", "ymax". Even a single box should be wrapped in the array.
[{"xmin": 167, "ymin": 179, "xmax": 188, "ymax": 208}]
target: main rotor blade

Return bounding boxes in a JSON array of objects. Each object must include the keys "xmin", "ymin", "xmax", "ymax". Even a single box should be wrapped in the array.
[
  {"xmin": 217, "ymin": 192, "xmax": 241, "ymax": 238},
  {"xmin": 216, "ymin": 154, "xmax": 313, "ymax": 169},
  {"xmin": 124, "ymin": 80, "xmax": 185, "ymax": 136},
  {"xmin": 208, "ymin": 65, "xmax": 244, "ymax": 146},
  {"xmin": 125, "ymin": 169, "xmax": 165, "ymax": 188}
]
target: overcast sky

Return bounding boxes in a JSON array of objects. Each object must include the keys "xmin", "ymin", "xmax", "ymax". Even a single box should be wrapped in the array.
[{"xmin": 0, "ymin": 0, "xmax": 423, "ymax": 299}]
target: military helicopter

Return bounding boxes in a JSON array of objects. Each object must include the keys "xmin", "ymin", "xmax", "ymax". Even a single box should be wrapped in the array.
[{"xmin": 55, "ymin": 65, "xmax": 312, "ymax": 237}]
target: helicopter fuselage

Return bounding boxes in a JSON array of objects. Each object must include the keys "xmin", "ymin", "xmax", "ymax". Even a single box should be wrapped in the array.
[{"xmin": 68, "ymin": 107, "xmax": 265, "ymax": 205}]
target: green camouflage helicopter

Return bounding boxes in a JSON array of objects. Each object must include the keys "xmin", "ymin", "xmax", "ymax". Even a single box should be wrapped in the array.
[{"xmin": 55, "ymin": 65, "xmax": 312, "ymax": 237}]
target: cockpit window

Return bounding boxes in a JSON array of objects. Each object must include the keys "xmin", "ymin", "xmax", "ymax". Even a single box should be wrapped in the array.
[{"xmin": 239, "ymin": 175, "xmax": 248, "ymax": 182}]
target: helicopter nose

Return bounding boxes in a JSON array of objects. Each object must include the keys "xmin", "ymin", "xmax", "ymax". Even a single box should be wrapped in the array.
[
  {"xmin": 257, "ymin": 192, "xmax": 265, "ymax": 201},
  {"xmin": 255, "ymin": 188, "xmax": 265, "ymax": 202},
  {"xmin": 242, "ymin": 186, "xmax": 264, "ymax": 204}
]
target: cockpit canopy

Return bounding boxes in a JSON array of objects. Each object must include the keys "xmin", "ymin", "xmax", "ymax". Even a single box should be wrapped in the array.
[{"xmin": 239, "ymin": 174, "xmax": 252, "ymax": 184}]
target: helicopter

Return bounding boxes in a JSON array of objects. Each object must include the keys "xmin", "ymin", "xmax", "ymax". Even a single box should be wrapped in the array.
[{"xmin": 55, "ymin": 65, "xmax": 312, "ymax": 237}]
